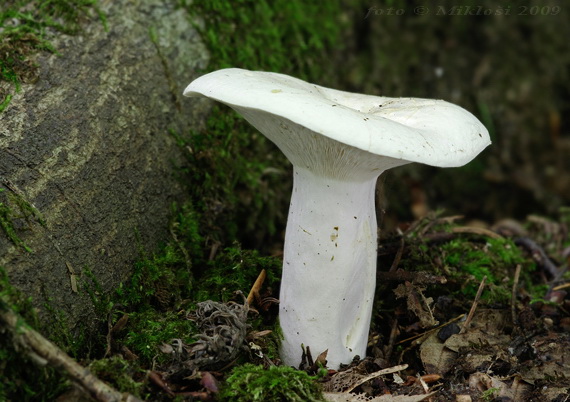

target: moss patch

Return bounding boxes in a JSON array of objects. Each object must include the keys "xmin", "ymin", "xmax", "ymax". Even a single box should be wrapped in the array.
[
  {"xmin": 88, "ymin": 356, "xmax": 145, "ymax": 396},
  {"xmin": 0, "ymin": 186, "xmax": 45, "ymax": 252},
  {"xmin": 121, "ymin": 309, "xmax": 196, "ymax": 365},
  {"xmin": 219, "ymin": 363, "xmax": 325, "ymax": 402},
  {"xmin": 188, "ymin": 0, "xmax": 344, "ymax": 80},
  {"xmin": 393, "ymin": 219, "xmax": 533, "ymax": 304},
  {"xmin": 0, "ymin": 0, "xmax": 105, "ymax": 112},
  {"xmin": 439, "ymin": 237, "xmax": 527, "ymax": 303},
  {"xmin": 195, "ymin": 245, "xmax": 282, "ymax": 303}
]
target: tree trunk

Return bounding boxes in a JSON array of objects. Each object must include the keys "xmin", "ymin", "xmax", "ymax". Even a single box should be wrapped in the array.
[{"xmin": 0, "ymin": 0, "xmax": 209, "ymax": 328}]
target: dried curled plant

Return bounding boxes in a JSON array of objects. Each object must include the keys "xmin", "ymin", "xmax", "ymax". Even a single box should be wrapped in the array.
[{"xmin": 161, "ymin": 300, "xmax": 250, "ymax": 373}]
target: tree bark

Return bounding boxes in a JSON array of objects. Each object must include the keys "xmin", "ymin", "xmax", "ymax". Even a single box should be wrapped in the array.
[{"xmin": 0, "ymin": 1, "xmax": 209, "ymax": 328}]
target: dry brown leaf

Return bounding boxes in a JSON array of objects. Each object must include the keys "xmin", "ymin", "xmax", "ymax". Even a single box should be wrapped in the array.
[
  {"xmin": 444, "ymin": 329, "xmax": 511, "ymax": 354},
  {"xmin": 517, "ymin": 334, "xmax": 570, "ymax": 384},
  {"xmin": 315, "ymin": 349, "xmax": 329, "ymax": 367},
  {"xmin": 419, "ymin": 332, "xmax": 456, "ymax": 375},
  {"xmin": 443, "ymin": 329, "xmax": 513, "ymax": 374}
]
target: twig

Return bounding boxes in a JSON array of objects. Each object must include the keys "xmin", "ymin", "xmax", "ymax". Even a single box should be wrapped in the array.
[
  {"xmin": 515, "ymin": 237, "xmax": 559, "ymax": 279},
  {"xmin": 389, "ymin": 238, "xmax": 405, "ymax": 272},
  {"xmin": 0, "ymin": 303, "xmax": 142, "ymax": 402},
  {"xmin": 460, "ymin": 276, "xmax": 487, "ymax": 334},
  {"xmin": 511, "ymin": 264, "xmax": 522, "ymax": 326},
  {"xmin": 246, "ymin": 269, "xmax": 266, "ymax": 305},
  {"xmin": 208, "ymin": 240, "xmax": 221, "ymax": 261},
  {"xmin": 379, "ymin": 227, "xmax": 502, "ymax": 256},
  {"xmin": 384, "ymin": 319, "xmax": 399, "ymax": 361},
  {"xmin": 553, "ymin": 282, "xmax": 570, "ymax": 291},
  {"xmin": 450, "ymin": 226, "xmax": 502, "ymax": 239},
  {"xmin": 396, "ymin": 314, "xmax": 465, "ymax": 345}
]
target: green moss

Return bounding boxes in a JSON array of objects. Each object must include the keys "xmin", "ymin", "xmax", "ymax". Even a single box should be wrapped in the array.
[
  {"xmin": 480, "ymin": 387, "xmax": 500, "ymax": 401},
  {"xmin": 117, "ymin": 244, "xmax": 190, "ymax": 309},
  {"xmin": 40, "ymin": 299, "xmax": 88, "ymax": 358},
  {"xmin": 0, "ymin": 354, "xmax": 67, "ymax": 401},
  {"xmin": 393, "ymin": 221, "xmax": 533, "ymax": 305},
  {"xmin": 219, "ymin": 364, "xmax": 325, "ymax": 402},
  {"xmin": 0, "ymin": 187, "xmax": 45, "ymax": 252},
  {"xmin": 0, "ymin": 201, "xmax": 26, "ymax": 250},
  {"xmin": 111, "ymin": 236, "xmax": 281, "ymax": 367},
  {"xmin": 196, "ymin": 244, "xmax": 282, "ymax": 303},
  {"xmin": 88, "ymin": 356, "xmax": 145, "ymax": 396},
  {"xmin": 121, "ymin": 308, "xmax": 196, "ymax": 365},
  {"xmin": 0, "ymin": 266, "xmax": 36, "ymax": 321},
  {"xmin": 440, "ymin": 237, "xmax": 524, "ymax": 303},
  {"xmin": 82, "ymin": 267, "xmax": 114, "ymax": 319},
  {"xmin": 115, "ymin": 202, "xmax": 203, "ymax": 309},
  {"xmin": 107, "ymin": 202, "xmax": 205, "ymax": 365},
  {"xmin": 187, "ymin": 0, "xmax": 344, "ymax": 80},
  {"xmin": 0, "ymin": 0, "xmax": 105, "ymax": 112},
  {"xmin": 173, "ymin": 112, "xmax": 285, "ymax": 245}
]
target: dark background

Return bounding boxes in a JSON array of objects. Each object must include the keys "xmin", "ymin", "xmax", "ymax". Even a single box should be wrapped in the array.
[{"xmin": 336, "ymin": 0, "xmax": 569, "ymax": 228}]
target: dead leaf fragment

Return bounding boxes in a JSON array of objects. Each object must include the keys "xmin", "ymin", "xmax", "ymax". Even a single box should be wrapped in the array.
[
  {"xmin": 518, "ymin": 334, "xmax": 570, "ymax": 384},
  {"xmin": 394, "ymin": 282, "xmax": 438, "ymax": 328},
  {"xmin": 419, "ymin": 332, "xmax": 456, "ymax": 375}
]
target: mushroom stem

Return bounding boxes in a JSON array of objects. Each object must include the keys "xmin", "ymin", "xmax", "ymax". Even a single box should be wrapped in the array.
[{"xmin": 279, "ymin": 166, "xmax": 379, "ymax": 368}]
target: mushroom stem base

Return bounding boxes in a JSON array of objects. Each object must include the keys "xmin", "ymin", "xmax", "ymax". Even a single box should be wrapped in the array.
[{"xmin": 279, "ymin": 167, "xmax": 379, "ymax": 369}]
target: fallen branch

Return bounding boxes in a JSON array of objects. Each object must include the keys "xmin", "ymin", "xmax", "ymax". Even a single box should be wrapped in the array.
[{"xmin": 0, "ymin": 302, "xmax": 142, "ymax": 402}]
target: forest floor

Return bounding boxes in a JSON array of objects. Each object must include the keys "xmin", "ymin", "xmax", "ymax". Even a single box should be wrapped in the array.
[
  {"xmin": 2, "ymin": 211, "xmax": 570, "ymax": 401},
  {"xmin": 73, "ymin": 214, "xmax": 570, "ymax": 400}
]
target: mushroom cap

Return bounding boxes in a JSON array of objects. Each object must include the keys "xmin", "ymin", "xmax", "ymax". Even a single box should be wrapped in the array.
[{"xmin": 184, "ymin": 68, "xmax": 491, "ymax": 168}]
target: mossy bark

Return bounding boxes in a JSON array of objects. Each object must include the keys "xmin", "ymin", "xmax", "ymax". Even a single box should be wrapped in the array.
[{"xmin": 0, "ymin": 0, "xmax": 209, "ymax": 328}]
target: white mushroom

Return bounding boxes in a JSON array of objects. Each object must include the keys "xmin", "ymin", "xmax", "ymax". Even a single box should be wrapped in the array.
[{"xmin": 183, "ymin": 68, "xmax": 491, "ymax": 369}]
